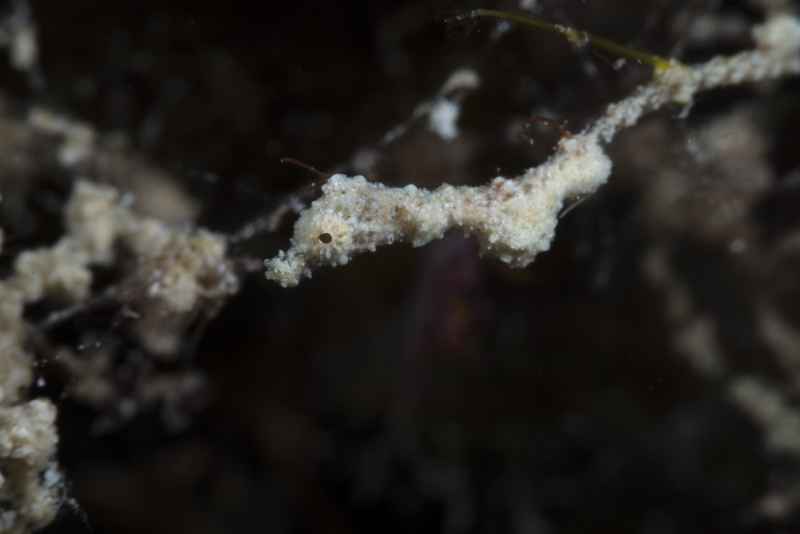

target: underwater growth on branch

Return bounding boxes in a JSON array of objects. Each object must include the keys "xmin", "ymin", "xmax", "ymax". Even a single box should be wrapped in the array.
[{"xmin": 264, "ymin": 13, "xmax": 800, "ymax": 287}]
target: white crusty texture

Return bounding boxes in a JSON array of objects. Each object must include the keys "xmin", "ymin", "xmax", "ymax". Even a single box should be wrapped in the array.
[
  {"xmin": 0, "ymin": 400, "xmax": 62, "ymax": 534},
  {"xmin": 4, "ymin": 180, "xmax": 237, "ymax": 315},
  {"xmin": 1, "ymin": 180, "xmax": 237, "ymax": 405},
  {"xmin": 0, "ymin": 401, "xmax": 57, "ymax": 467},
  {"xmin": 265, "ymin": 137, "xmax": 611, "ymax": 287},
  {"xmin": 141, "ymin": 229, "xmax": 239, "ymax": 314},
  {"xmin": 265, "ymin": 15, "xmax": 800, "ymax": 287},
  {"xmin": 0, "ymin": 179, "xmax": 238, "ymax": 533}
]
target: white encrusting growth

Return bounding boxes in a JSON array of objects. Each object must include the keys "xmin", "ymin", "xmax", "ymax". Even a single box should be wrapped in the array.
[
  {"xmin": 0, "ymin": 401, "xmax": 61, "ymax": 534},
  {"xmin": 0, "ymin": 180, "xmax": 239, "ymax": 533},
  {"xmin": 266, "ymin": 135, "xmax": 610, "ymax": 287},
  {"xmin": 265, "ymin": 15, "xmax": 800, "ymax": 287}
]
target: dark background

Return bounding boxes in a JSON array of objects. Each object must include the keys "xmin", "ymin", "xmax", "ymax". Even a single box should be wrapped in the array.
[{"xmin": 2, "ymin": 0, "xmax": 798, "ymax": 532}]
